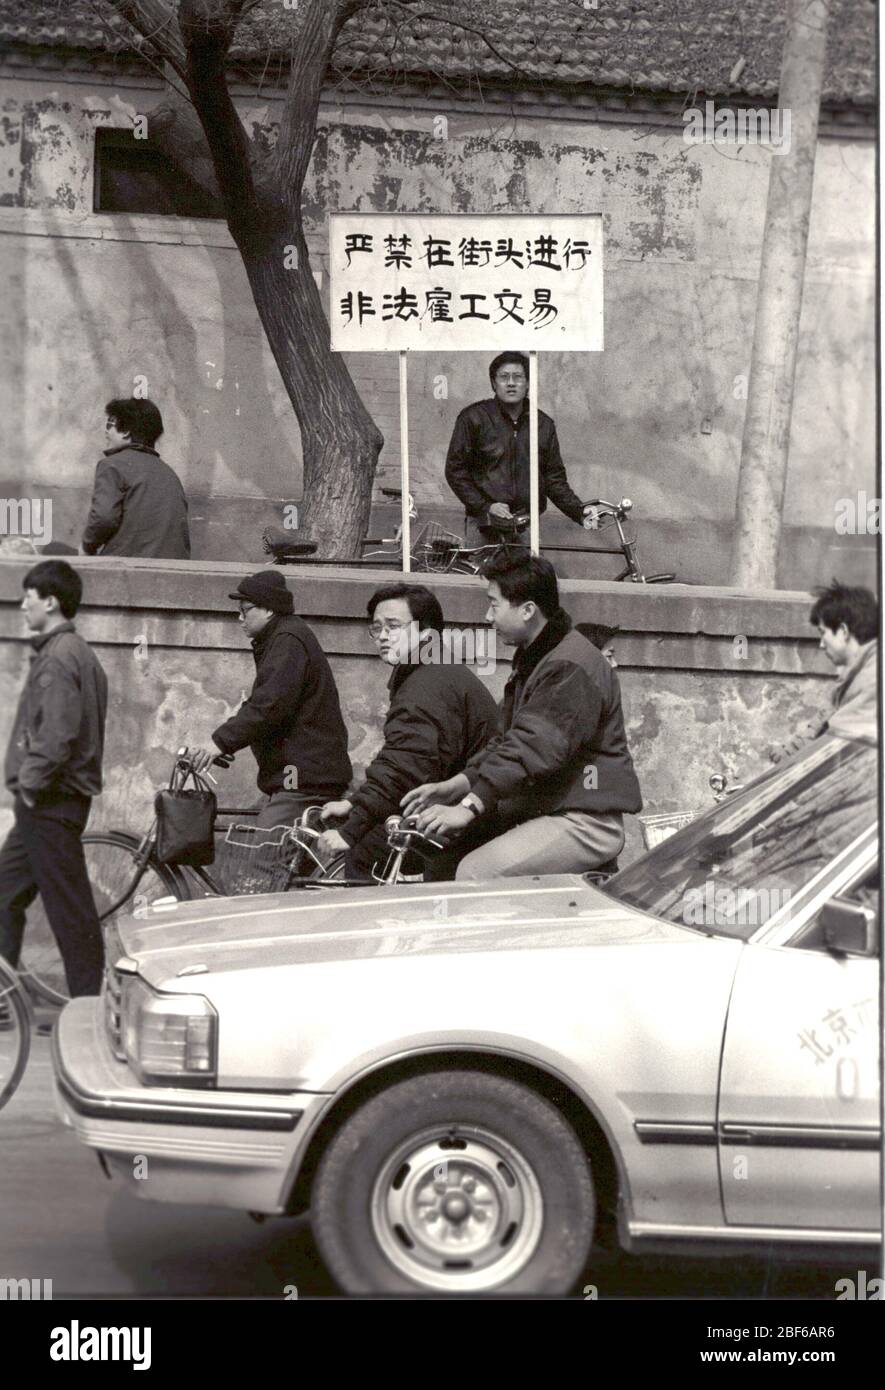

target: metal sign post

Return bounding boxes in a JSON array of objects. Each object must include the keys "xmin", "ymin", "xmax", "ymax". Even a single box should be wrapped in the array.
[
  {"xmin": 528, "ymin": 351, "xmax": 540, "ymax": 556},
  {"xmin": 399, "ymin": 349, "xmax": 410, "ymax": 573}
]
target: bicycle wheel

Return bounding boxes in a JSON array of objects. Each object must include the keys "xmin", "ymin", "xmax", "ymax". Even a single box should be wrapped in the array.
[
  {"xmin": 0, "ymin": 958, "xmax": 32, "ymax": 1112},
  {"xmin": 308, "ymin": 853, "xmax": 348, "ymax": 882},
  {"xmin": 19, "ymin": 833, "xmax": 185, "ymax": 1007}
]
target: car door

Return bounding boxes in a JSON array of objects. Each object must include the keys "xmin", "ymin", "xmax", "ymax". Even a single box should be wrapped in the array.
[{"xmin": 716, "ymin": 846, "xmax": 880, "ymax": 1233}]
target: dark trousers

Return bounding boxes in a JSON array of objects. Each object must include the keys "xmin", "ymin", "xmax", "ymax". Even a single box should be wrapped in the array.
[
  {"xmin": 346, "ymin": 822, "xmax": 467, "ymax": 883},
  {"xmin": 254, "ymin": 790, "xmax": 329, "ymax": 830},
  {"xmin": 0, "ymin": 795, "xmax": 104, "ymax": 997},
  {"xmin": 344, "ymin": 823, "xmax": 394, "ymax": 881}
]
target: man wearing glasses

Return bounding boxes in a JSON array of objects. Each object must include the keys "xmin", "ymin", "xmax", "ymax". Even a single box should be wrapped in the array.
[
  {"xmin": 315, "ymin": 583, "xmax": 498, "ymax": 878},
  {"xmin": 189, "ymin": 570, "xmax": 351, "ymax": 829},
  {"xmin": 445, "ymin": 351, "xmax": 595, "ymax": 548}
]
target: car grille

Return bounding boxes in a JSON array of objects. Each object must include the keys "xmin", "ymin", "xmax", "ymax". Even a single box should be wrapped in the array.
[{"xmin": 103, "ymin": 964, "xmax": 125, "ymax": 1061}]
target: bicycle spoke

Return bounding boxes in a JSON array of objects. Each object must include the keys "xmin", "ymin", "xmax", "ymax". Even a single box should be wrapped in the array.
[
  {"xmin": 20, "ymin": 836, "xmax": 182, "ymax": 1008},
  {"xmin": 0, "ymin": 964, "xmax": 31, "ymax": 1111}
]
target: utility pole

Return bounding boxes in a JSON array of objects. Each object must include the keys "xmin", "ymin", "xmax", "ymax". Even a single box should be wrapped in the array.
[{"xmin": 730, "ymin": 0, "xmax": 831, "ymax": 589}]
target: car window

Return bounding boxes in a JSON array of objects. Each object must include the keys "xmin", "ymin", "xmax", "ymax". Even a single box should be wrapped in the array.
[{"xmin": 605, "ymin": 738, "xmax": 878, "ymax": 941}]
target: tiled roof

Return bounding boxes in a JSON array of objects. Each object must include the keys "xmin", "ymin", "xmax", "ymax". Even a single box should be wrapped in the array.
[{"xmin": 0, "ymin": 0, "xmax": 875, "ymax": 106}]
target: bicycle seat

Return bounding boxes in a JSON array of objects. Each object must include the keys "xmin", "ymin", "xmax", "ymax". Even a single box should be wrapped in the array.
[
  {"xmin": 381, "ymin": 488, "xmax": 402, "ymax": 500},
  {"xmin": 583, "ymin": 857, "xmax": 619, "ymax": 884},
  {"xmin": 262, "ymin": 526, "xmax": 318, "ymax": 559}
]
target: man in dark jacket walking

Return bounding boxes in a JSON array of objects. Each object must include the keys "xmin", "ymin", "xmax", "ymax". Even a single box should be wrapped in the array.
[
  {"xmin": 405, "ymin": 554, "xmax": 642, "ymax": 878},
  {"xmin": 82, "ymin": 397, "xmax": 190, "ymax": 559},
  {"xmin": 190, "ymin": 571, "xmax": 351, "ymax": 828},
  {"xmin": 445, "ymin": 352, "xmax": 594, "ymax": 547},
  {"xmin": 315, "ymin": 583, "xmax": 499, "ymax": 879},
  {"xmin": 0, "ymin": 561, "xmax": 108, "ymax": 996}
]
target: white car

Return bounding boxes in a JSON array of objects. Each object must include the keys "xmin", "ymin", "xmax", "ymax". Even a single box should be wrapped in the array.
[{"xmin": 53, "ymin": 734, "xmax": 880, "ymax": 1295}]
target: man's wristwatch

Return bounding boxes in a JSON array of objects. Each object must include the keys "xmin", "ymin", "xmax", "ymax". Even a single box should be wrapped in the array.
[{"xmin": 459, "ymin": 793, "xmax": 485, "ymax": 818}]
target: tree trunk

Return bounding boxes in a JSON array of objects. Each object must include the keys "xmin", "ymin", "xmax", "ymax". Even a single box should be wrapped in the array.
[
  {"xmin": 729, "ymin": 0, "xmax": 831, "ymax": 589},
  {"xmin": 242, "ymin": 225, "xmax": 383, "ymax": 558}
]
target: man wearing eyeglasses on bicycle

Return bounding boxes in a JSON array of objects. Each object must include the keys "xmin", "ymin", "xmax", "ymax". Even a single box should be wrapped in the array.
[
  {"xmin": 188, "ymin": 571, "xmax": 352, "ymax": 829},
  {"xmin": 314, "ymin": 583, "xmax": 499, "ymax": 879},
  {"xmin": 445, "ymin": 351, "xmax": 596, "ymax": 549}
]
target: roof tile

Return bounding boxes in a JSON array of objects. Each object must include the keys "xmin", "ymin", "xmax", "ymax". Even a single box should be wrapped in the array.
[{"xmin": 0, "ymin": 0, "xmax": 874, "ymax": 106}]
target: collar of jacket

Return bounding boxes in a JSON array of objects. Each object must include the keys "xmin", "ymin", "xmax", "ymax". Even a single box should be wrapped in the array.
[
  {"xmin": 513, "ymin": 607, "xmax": 572, "ymax": 680},
  {"xmin": 103, "ymin": 443, "xmax": 159, "ymax": 458},
  {"xmin": 492, "ymin": 396, "xmax": 529, "ymax": 427},
  {"xmin": 833, "ymin": 638, "xmax": 877, "ymax": 706},
  {"xmin": 387, "ymin": 660, "xmax": 423, "ymax": 696},
  {"xmin": 30, "ymin": 619, "xmax": 75, "ymax": 653},
  {"xmin": 251, "ymin": 612, "xmax": 285, "ymax": 652}
]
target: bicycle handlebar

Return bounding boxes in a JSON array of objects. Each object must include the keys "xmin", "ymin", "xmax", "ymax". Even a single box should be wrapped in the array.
[
  {"xmin": 583, "ymin": 497, "xmax": 633, "ymax": 515},
  {"xmin": 384, "ymin": 814, "xmax": 445, "ymax": 851},
  {"xmin": 486, "ymin": 511, "xmax": 530, "ymax": 536},
  {"xmin": 176, "ymin": 746, "xmax": 234, "ymax": 769}
]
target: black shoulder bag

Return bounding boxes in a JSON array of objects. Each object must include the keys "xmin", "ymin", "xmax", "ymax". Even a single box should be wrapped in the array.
[{"xmin": 154, "ymin": 761, "xmax": 217, "ymax": 866}]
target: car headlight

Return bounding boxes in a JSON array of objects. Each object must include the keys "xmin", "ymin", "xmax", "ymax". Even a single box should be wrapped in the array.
[{"xmin": 121, "ymin": 976, "xmax": 218, "ymax": 1086}]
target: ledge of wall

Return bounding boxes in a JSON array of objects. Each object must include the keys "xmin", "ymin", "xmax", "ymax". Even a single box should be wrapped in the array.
[{"xmin": 0, "ymin": 557, "xmax": 839, "ymax": 864}]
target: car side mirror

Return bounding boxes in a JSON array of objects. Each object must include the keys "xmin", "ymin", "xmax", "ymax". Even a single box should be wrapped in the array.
[{"xmin": 822, "ymin": 898, "xmax": 878, "ymax": 957}]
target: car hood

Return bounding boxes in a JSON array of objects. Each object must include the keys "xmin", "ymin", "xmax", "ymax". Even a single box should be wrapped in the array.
[{"xmin": 117, "ymin": 876, "xmax": 699, "ymax": 987}]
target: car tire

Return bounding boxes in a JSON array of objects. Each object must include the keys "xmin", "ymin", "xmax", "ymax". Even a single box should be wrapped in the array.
[{"xmin": 311, "ymin": 1069, "xmax": 595, "ymax": 1295}]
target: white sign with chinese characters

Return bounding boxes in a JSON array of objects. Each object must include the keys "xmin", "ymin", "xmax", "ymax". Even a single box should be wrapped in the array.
[{"xmin": 329, "ymin": 214, "xmax": 603, "ymax": 352}]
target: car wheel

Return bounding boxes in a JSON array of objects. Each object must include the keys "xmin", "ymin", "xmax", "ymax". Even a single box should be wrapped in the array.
[{"xmin": 311, "ymin": 1069, "xmax": 595, "ymax": 1295}]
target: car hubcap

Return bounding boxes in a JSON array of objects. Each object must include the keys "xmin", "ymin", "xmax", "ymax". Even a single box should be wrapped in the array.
[{"xmin": 371, "ymin": 1125, "xmax": 544, "ymax": 1291}]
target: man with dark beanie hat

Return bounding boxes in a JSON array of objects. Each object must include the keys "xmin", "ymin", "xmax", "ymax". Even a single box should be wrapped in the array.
[{"xmin": 190, "ymin": 570, "xmax": 351, "ymax": 828}]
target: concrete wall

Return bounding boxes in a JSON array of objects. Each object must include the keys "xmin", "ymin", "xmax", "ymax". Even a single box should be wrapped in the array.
[
  {"xmin": 0, "ymin": 557, "xmax": 840, "ymax": 866},
  {"xmin": 0, "ymin": 67, "xmax": 876, "ymax": 588}
]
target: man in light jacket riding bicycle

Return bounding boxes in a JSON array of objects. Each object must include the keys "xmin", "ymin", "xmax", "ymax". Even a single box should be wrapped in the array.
[{"xmin": 404, "ymin": 554, "xmax": 643, "ymax": 879}]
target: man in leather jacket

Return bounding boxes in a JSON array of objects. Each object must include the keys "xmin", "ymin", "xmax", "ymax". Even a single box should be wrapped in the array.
[{"xmin": 445, "ymin": 351, "xmax": 594, "ymax": 547}]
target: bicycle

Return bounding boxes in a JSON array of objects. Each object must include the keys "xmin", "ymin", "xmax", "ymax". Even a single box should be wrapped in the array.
[
  {"xmin": 447, "ymin": 499, "xmax": 675, "ymax": 582},
  {"xmin": 364, "ymin": 492, "xmax": 675, "ymax": 582},
  {"xmin": 0, "ymin": 955, "xmax": 32, "ymax": 1111},
  {"xmin": 638, "ymin": 773, "xmax": 746, "ymax": 849},
  {"xmin": 361, "ymin": 488, "xmax": 464, "ymax": 571},
  {"xmin": 442, "ymin": 511, "xmax": 533, "ymax": 575},
  {"xmin": 15, "ymin": 750, "xmax": 247, "ymax": 1008},
  {"xmin": 569, "ymin": 497, "xmax": 675, "ymax": 584},
  {"xmin": 19, "ymin": 750, "xmax": 448, "ymax": 1006}
]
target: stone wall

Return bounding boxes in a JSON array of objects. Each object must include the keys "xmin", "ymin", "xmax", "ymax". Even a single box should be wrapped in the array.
[
  {"xmin": 0, "ymin": 557, "xmax": 838, "ymax": 866},
  {"xmin": 0, "ymin": 67, "xmax": 877, "ymax": 588}
]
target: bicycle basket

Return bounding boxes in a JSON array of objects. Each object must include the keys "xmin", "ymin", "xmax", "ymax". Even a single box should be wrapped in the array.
[
  {"xmin": 215, "ymin": 824, "xmax": 306, "ymax": 895},
  {"xmin": 411, "ymin": 521, "xmax": 463, "ymax": 572},
  {"xmin": 638, "ymin": 811, "xmax": 694, "ymax": 851}
]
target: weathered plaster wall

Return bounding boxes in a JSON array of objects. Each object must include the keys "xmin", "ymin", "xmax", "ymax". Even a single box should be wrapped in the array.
[
  {"xmin": 0, "ymin": 558, "xmax": 839, "ymax": 866},
  {"xmin": 0, "ymin": 71, "xmax": 876, "ymax": 587}
]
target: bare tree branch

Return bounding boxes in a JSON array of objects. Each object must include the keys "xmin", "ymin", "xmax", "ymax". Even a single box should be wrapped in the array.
[
  {"xmin": 82, "ymin": 0, "xmax": 191, "ymax": 99},
  {"xmin": 273, "ymin": 0, "xmax": 367, "ymax": 215},
  {"xmin": 103, "ymin": 0, "xmax": 189, "ymax": 80},
  {"xmin": 377, "ymin": 0, "xmax": 529, "ymax": 81},
  {"xmin": 176, "ymin": 0, "xmax": 267, "ymax": 244}
]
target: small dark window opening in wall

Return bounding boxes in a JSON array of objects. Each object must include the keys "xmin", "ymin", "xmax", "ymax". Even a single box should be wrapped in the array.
[{"xmin": 93, "ymin": 128, "xmax": 225, "ymax": 218}]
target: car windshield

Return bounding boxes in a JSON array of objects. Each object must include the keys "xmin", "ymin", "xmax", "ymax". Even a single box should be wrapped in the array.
[{"xmin": 605, "ymin": 737, "xmax": 878, "ymax": 940}]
